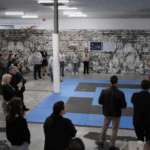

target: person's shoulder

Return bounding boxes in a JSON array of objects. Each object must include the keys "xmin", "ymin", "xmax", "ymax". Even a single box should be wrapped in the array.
[
  {"xmin": 117, "ymin": 88, "xmax": 124, "ymax": 94},
  {"xmin": 63, "ymin": 117, "xmax": 72, "ymax": 124}
]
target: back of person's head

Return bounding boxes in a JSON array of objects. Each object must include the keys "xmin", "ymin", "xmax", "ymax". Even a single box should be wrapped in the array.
[
  {"xmin": 0, "ymin": 54, "xmax": 2, "ymax": 58},
  {"xmin": 110, "ymin": 75, "xmax": 118, "ymax": 85},
  {"xmin": 6, "ymin": 97, "xmax": 23, "ymax": 122},
  {"xmin": 47, "ymin": 101, "xmax": 64, "ymax": 127},
  {"xmin": 141, "ymin": 80, "xmax": 150, "ymax": 91},
  {"xmin": 144, "ymin": 140, "xmax": 150, "ymax": 150},
  {"xmin": 68, "ymin": 138, "xmax": 85, "ymax": 150},
  {"xmin": 2, "ymin": 74, "xmax": 12, "ymax": 85},
  {"xmin": 12, "ymin": 58, "xmax": 16, "ymax": 64}
]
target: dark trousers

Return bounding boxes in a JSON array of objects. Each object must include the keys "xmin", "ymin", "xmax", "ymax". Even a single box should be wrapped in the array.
[
  {"xmin": 60, "ymin": 61, "xmax": 64, "ymax": 76},
  {"xmin": 34, "ymin": 64, "xmax": 42, "ymax": 79},
  {"xmin": 17, "ymin": 92, "xmax": 26, "ymax": 109},
  {"xmin": 133, "ymin": 122, "xmax": 150, "ymax": 141},
  {"xmin": 83, "ymin": 61, "xmax": 89, "ymax": 74}
]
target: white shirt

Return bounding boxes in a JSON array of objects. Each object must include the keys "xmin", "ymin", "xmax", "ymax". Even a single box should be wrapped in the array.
[
  {"xmin": 59, "ymin": 53, "xmax": 65, "ymax": 62},
  {"xmin": 48, "ymin": 56, "xmax": 53, "ymax": 68}
]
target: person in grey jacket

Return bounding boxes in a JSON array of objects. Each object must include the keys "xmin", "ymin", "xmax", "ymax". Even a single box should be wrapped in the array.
[
  {"xmin": 31, "ymin": 47, "xmax": 43, "ymax": 80},
  {"xmin": 0, "ymin": 54, "xmax": 7, "ymax": 95},
  {"xmin": 72, "ymin": 49, "xmax": 79, "ymax": 74}
]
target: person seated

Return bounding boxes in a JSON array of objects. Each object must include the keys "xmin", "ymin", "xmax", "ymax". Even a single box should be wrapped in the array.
[
  {"xmin": 6, "ymin": 97, "xmax": 30, "ymax": 149},
  {"xmin": 144, "ymin": 140, "xmax": 150, "ymax": 150},
  {"xmin": 68, "ymin": 138, "xmax": 85, "ymax": 150},
  {"xmin": 131, "ymin": 80, "xmax": 150, "ymax": 142},
  {"xmin": 44, "ymin": 101, "xmax": 77, "ymax": 150}
]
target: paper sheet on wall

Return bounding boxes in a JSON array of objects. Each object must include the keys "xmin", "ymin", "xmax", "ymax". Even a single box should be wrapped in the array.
[{"xmin": 103, "ymin": 42, "xmax": 116, "ymax": 52}]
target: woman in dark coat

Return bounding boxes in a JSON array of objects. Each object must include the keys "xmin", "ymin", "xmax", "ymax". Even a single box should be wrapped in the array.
[
  {"xmin": 2, "ymin": 74, "xmax": 22, "ymax": 114},
  {"xmin": 44, "ymin": 101, "xmax": 77, "ymax": 150},
  {"xmin": 7, "ymin": 54, "xmax": 14, "ymax": 73},
  {"xmin": 6, "ymin": 97, "xmax": 30, "ymax": 150}
]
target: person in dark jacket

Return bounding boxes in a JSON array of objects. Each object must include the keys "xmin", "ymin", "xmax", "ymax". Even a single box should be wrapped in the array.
[
  {"xmin": 131, "ymin": 80, "xmax": 150, "ymax": 142},
  {"xmin": 0, "ymin": 54, "xmax": 7, "ymax": 95},
  {"xmin": 6, "ymin": 97, "xmax": 30, "ymax": 150},
  {"xmin": 14, "ymin": 62, "xmax": 29, "ymax": 111},
  {"xmin": 44, "ymin": 101, "xmax": 77, "ymax": 150},
  {"xmin": 7, "ymin": 54, "xmax": 14, "ymax": 73},
  {"xmin": 97, "ymin": 75, "xmax": 127, "ymax": 150},
  {"xmin": 2, "ymin": 74, "xmax": 22, "ymax": 114}
]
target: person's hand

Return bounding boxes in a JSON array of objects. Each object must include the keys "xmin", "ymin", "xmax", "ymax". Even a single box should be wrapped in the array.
[
  {"xmin": 61, "ymin": 57, "xmax": 63, "ymax": 60},
  {"xmin": 5, "ymin": 61, "xmax": 8, "ymax": 64},
  {"xmin": 33, "ymin": 64, "xmax": 35, "ymax": 66},
  {"xmin": 51, "ymin": 67, "xmax": 53, "ymax": 70},
  {"xmin": 25, "ymin": 77, "xmax": 28, "ymax": 81}
]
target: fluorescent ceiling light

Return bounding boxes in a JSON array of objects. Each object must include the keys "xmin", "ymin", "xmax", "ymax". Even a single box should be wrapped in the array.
[
  {"xmin": 64, "ymin": 12, "xmax": 83, "ymax": 15},
  {"xmin": 5, "ymin": 12, "xmax": 24, "ymax": 15},
  {"xmin": 38, "ymin": 0, "xmax": 69, "ymax": 3},
  {"xmin": 22, "ymin": 16, "xmax": 38, "ymax": 18},
  {"xmin": 58, "ymin": 6, "xmax": 77, "ymax": 10},
  {"xmin": 69, "ymin": 14, "xmax": 86, "ymax": 17}
]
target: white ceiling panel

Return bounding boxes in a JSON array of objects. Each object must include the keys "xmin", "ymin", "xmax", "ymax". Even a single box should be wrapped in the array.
[{"xmin": 0, "ymin": 0, "xmax": 150, "ymax": 19}]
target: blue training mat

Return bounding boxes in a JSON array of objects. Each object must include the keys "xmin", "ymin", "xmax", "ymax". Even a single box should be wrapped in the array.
[{"xmin": 26, "ymin": 78, "xmax": 137, "ymax": 129}]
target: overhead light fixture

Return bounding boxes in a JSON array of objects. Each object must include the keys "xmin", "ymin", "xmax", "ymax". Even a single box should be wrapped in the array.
[
  {"xmin": 38, "ymin": 0, "xmax": 69, "ymax": 3},
  {"xmin": 58, "ymin": 6, "xmax": 77, "ymax": 10},
  {"xmin": 5, "ymin": 12, "xmax": 24, "ymax": 15},
  {"xmin": 64, "ymin": 12, "xmax": 83, "ymax": 15},
  {"xmin": 22, "ymin": 15, "xmax": 38, "ymax": 18},
  {"xmin": 69, "ymin": 14, "xmax": 86, "ymax": 17}
]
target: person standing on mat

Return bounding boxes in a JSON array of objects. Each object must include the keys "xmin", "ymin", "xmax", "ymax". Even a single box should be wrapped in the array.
[
  {"xmin": 97, "ymin": 75, "xmax": 127, "ymax": 150},
  {"xmin": 31, "ymin": 47, "xmax": 43, "ymax": 80},
  {"xmin": 131, "ymin": 80, "xmax": 150, "ymax": 142},
  {"xmin": 72, "ymin": 49, "xmax": 79, "ymax": 74},
  {"xmin": 82, "ymin": 49, "xmax": 90, "ymax": 74},
  {"xmin": 59, "ymin": 50, "xmax": 65, "ymax": 77},
  {"xmin": 41, "ymin": 48, "xmax": 49, "ymax": 76}
]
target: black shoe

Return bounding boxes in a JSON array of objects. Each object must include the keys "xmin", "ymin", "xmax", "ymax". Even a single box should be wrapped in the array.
[
  {"xmin": 34, "ymin": 78, "xmax": 37, "ymax": 80},
  {"xmin": 23, "ymin": 108, "xmax": 29, "ymax": 111},
  {"xmin": 51, "ymin": 79, "xmax": 53, "ymax": 82},
  {"xmin": 83, "ymin": 73, "xmax": 85, "ymax": 74},
  {"xmin": 109, "ymin": 147, "xmax": 119, "ymax": 150},
  {"xmin": 47, "ymin": 73, "xmax": 50, "ymax": 76},
  {"xmin": 60, "ymin": 80, "xmax": 62, "ymax": 82},
  {"xmin": 43, "ymin": 73, "xmax": 45, "ymax": 76},
  {"xmin": 39, "ymin": 77, "xmax": 42, "ymax": 79},
  {"xmin": 95, "ymin": 140, "xmax": 104, "ymax": 148},
  {"xmin": 62, "ymin": 75, "xmax": 65, "ymax": 77}
]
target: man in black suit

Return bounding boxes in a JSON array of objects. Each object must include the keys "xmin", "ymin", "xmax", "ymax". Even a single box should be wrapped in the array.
[
  {"xmin": 0, "ymin": 54, "xmax": 7, "ymax": 95},
  {"xmin": 97, "ymin": 75, "xmax": 127, "ymax": 150},
  {"xmin": 14, "ymin": 62, "xmax": 29, "ymax": 111},
  {"xmin": 131, "ymin": 80, "xmax": 150, "ymax": 142}
]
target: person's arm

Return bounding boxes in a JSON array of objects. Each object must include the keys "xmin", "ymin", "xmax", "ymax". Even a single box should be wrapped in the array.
[
  {"xmin": 0, "ymin": 61, "xmax": 6, "ymax": 70},
  {"xmin": 67, "ymin": 119, "xmax": 77, "ymax": 138},
  {"xmin": 31, "ymin": 54, "xmax": 35, "ymax": 66},
  {"xmin": 82, "ymin": 53, "xmax": 85, "ymax": 61},
  {"xmin": 119, "ymin": 93, "xmax": 127, "ymax": 109},
  {"xmin": 131, "ymin": 93, "xmax": 135, "ymax": 104},
  {"xmin": 23, "ymin": 119, "xmax": 31, "ymax": 144},
  {"xmin": 98, "ymin": 89, "xmax": 105, "ymax": 105}
]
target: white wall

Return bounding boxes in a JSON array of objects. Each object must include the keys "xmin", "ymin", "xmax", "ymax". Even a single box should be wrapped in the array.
[{"xmin": 0, "ymin": 18, "xmax": 150, "ymax": 30}]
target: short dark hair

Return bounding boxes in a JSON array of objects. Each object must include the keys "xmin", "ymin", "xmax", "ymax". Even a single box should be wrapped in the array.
[
  {"xmin": 13, "ymin": 62, "xmax": 19, "ymax": 67},
  {"xmin": 12, "ymin": 58, "xmax": 17, "ymax": 64},
  {"xmin": 141, "ymin": 80, "xmax": 149, "ymax": 90},
  {"xmin": 3, "ymin": 49, "xmax": 7, "ymax": 52},
  {"xmin": 144, "ymin": 140, "xmax": 150, "ymax": 150},
  {"xmin": 110, "ymin": 75, "xmax": 118, "ymax": 85},
  {"xmin": 14, "ymin": 54, "xmax": 19, "ymax": 57},
  {"xmin": 68, "ymin": 138, "xmax": 85, "ymax": 150},
  {"xmin": 9, "ymin": 50, "xmax": 12, "ymax": 52}
]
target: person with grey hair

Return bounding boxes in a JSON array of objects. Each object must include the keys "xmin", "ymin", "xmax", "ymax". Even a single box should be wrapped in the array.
[{"xmin": 31, "ymin": 47, "xmax": 43, "ymax": 80}]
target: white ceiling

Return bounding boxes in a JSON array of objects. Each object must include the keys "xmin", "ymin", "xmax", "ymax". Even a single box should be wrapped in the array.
[{"xmin": 0, "ymin": 0, "xmax": 150, "ymax": 19}]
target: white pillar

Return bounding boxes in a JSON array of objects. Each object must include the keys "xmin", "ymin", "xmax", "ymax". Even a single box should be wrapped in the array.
[{"xmin": 53, "ymin": 33, "xmax": 60, "ymax": 93}]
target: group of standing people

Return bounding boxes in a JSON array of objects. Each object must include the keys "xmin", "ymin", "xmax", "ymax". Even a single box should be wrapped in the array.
[{"xmin": 0, "ymin": 49, "xmax": 29, "ymax": 114}]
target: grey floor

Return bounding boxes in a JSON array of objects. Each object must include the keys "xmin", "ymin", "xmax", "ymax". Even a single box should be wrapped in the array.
[{"xmin": 0, "ymin": 73, "xmax": 148, "ymax": 150}]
